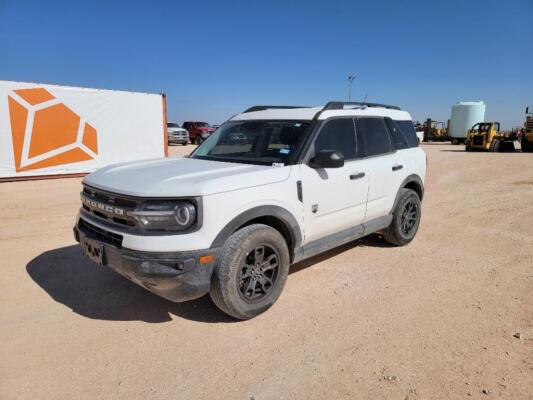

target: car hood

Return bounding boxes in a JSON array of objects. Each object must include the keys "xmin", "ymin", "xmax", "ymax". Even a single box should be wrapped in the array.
[{"xmin": 83, "ymin": 157, "xmax": 291, "ymax": 197}]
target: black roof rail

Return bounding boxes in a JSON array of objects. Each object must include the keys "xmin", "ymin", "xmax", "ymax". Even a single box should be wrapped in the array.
[
  {"xmin": 323, "ymin": 101, "xmax": 401, "ymax": 111},
  {"xmin": 243, "ymin": 105, "xmax": 309, "ymax": 113},
  {"xmin": 313, "ymin": 101, "xmax": 401, "ymax": 120}
]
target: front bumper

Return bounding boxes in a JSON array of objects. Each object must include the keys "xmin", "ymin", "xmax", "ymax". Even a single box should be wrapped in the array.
[
  {"xmin": 169, "ymin": 137, "xmax": 188, "ymax": 144},
  {"xmin": 74, "ymin": 222, "xmax": 219, "ymax": 302}
]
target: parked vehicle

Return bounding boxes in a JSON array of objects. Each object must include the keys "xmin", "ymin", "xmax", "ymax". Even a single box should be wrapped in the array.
[
  {"xmin": 182, "ymin": 121, "xmax": 215, "ymax": 144},
  {"xmin": 167, "ymin": 122, "xmax": 189, "ymax": 145},
  {"xmin": 74, "ymin": 101, "xmax": 426, "ymax": 319},
  {"xmin": 465, "ymin": 122, "xmax": 515, "ymax": 152},
  {"xmin": 423, "ymin": 119, "xmax": 448, "ymax": 142}
]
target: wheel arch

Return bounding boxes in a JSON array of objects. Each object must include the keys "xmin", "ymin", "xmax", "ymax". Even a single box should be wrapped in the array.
[
  {"xmin": 210, "ymin": 205, "xmax": 302, "ymax": 262},
  {"xmin": 390, "ymin": 174, "xmax": 424, "ymax": 213},
  {"xmin": 403, "ymin": 175, "xmax": 424, "ymax": 201}
]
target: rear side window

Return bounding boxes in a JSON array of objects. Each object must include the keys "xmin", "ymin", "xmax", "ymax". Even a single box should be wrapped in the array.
[
  {"xmin": 395, "ymin": 120, "xmax": 418, "ymax": 148},
  {"xmin": 385, "ymin": 119, "xmax": 408, "ymax": 150},
  {"xmin": 313, "ymin": 118, "xmax": 357, "ymax": 160},
  {"xmin": 357, "ymin": 118, "xmax": 393, "ymax": 157}
]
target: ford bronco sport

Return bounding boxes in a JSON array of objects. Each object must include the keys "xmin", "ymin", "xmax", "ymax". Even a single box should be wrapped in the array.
[{"xmin": 74, "ymin": 101, "xmax": 426, "ymax": 319}]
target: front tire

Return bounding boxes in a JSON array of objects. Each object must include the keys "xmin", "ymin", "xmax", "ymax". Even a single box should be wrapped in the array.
[
  {"xmin": 210, "ymin": 224, "xmax": 290, "ymax": 320},
  {"xmin": 490, "ymin": 138, "xmax": 501, "ymax": 152},
  {"xmin": 195, "ymin": 136, "xmax": 203, "ymax": 145},
  {"xmin": 382, "ymin": 189, "xmax": 421, "ymax": 246}
]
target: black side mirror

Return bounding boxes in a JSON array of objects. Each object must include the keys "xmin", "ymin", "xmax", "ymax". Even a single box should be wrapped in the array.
[{"xmin": 309, "ymin": 150, "xmax": 344, "ymax": 169}]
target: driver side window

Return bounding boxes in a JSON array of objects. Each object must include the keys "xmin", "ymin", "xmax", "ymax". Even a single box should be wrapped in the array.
[{"xmin": 313, "ymin": 118, "xmax": 357, "ymax": 160}]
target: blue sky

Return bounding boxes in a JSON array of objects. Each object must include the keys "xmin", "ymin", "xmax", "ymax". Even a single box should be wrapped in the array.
[{"xmin": 1, "ymin": 0, "xmax": 531, "ymax": 128}]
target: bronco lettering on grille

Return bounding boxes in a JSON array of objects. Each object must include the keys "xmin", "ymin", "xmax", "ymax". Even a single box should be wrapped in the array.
[{"xmin": 81, "ymin": 195, "xmax": 125, "ymax": 216}]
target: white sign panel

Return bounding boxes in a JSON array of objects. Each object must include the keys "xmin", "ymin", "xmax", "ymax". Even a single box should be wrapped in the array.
[{"xmin": 0, "ymin": 80, "xmax": 167, "ymax": 179}]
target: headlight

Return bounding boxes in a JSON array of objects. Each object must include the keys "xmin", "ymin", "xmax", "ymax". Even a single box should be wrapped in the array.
[{"xmin": 128, "ymin": 201, "xmax": 196, "ymax": 231}]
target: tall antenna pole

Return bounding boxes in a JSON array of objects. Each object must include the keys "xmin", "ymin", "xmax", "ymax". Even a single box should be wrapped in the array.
[{"xmin": 348, "ymin": 75, "xmax": 356, "ymax": 102}]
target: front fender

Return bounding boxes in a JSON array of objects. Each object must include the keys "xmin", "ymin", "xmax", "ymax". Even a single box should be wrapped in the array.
[{"xmin": 210, "ymin": 205, "xmax": 302, "ymax": 252}]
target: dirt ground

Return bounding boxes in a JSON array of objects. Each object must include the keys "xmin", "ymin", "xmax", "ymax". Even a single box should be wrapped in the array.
[{"xmin": 1, "ymin": 143, "xmax": 532, "ymax": 400}]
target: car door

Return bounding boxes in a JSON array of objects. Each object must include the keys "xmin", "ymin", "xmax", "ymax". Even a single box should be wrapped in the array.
[
  {"xmin": 298, "ymin": 118, "xmax": 369, "ymax": 243},
  {"xmin": 356, "ymin": 117, "xmax": 408, "ymax": 222}
]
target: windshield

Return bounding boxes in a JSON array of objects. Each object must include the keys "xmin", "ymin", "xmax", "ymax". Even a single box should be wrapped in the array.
[
  {"xmin": 191, "ymin": 120, "xmax": 311, "ymax": 165},
  {"xmin": 167, "ymin": 123, "xmax": 179, "ymax": 128},
  {"xmin": 474, "ymin": 123, "xmax": 497, "ymax": 132},
  {"xmin": 195, "ymin": 122, "xmax": 210, "ymax": 127}
]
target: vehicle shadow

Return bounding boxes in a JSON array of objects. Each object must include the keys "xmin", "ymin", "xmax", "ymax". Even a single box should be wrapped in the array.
[
  {"xmin": 27, "ymin": 236, "xmax": 391, "ymax": 324},
  {"xmin": 26, "ymin": 245, "xmax": 235, "ymax": 324}
]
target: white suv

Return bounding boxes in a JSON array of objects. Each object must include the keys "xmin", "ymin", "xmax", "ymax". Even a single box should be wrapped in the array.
[{"xmin": 74, "ymin": 101, "xmax": 426, "ymax": 319}]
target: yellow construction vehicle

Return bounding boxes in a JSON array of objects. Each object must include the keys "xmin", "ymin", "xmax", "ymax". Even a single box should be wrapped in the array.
[
  {"xmin": 423, "ymin": 118, "xmax": 448, "ymax": 141},
  {"xmin": 465, "ymin": 122, "xmax": 515, "ymax": 152},
  {"xmin": 521, "ymin": 106, "xmax": 533, "ymax": 152}
]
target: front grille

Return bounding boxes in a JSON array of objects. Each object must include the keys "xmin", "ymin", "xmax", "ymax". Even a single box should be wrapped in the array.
[
  {"xmin": 81, "ymin": 185, "xmax": 138, "ymax": 228},
  {"xmin": 79, "ymin": 218, "xmax": 123, "ymax": 248},
  {"xmin": 83, "ymin": 186, "xmax": 137, "ymax": 207}
]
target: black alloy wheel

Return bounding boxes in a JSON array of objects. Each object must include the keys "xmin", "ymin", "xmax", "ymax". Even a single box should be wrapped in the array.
[
  {"xmin": 400, "ymin": 200, "xmax": 418, "ymax": 236},
  {"xmin": 382, "ymin": 188, "xmax": 422, "ymax": 246},
  {"xmin": 238, "ymin": 245, "xmax": 279, "ymax": 302},
  {"xmin": 209, "ymin": 224, "xmax": 290, "ymax": 320}
]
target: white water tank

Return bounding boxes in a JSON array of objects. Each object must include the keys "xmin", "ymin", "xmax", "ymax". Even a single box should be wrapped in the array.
[{"xmin": 449, "ymin": 101, "xmax": 486, "ymax": 139}]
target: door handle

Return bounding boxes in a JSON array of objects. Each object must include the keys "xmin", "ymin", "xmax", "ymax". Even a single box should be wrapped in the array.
[
  {"xmin": 350, "ymin": 172, "xmax": 365, "ymax": 180},
  {"xmin": 392, "ymin": 164, "xmax": 403, "ymax": 171}
]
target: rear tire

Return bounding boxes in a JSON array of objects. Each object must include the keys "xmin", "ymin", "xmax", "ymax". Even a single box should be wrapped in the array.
[
  {"xmin": 210, "ymin": 224, "xmax": 290, "ymax": 320},
  {"xmin": 195, "ymin": 136, "xmax": 203, "ymax": 145},
  {"xmin": 382, "ymin": 189, "xmax": 421, "ymax": 246}
]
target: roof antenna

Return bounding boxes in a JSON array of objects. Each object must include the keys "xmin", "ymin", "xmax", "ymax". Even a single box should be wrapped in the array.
[{"xmin": 362, "ymin": 94, "xmax": 368, "ymax": 105}]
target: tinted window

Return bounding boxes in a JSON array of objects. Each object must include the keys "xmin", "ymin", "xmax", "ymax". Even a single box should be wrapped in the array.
[
  {"xmin": 357, "ymin": 118, "xmax": 393, "ymax": 157},
  {"xmin": 313, "ymin": 118, "xmax": 357, "ymax": 160},
  {"xmin": 192, "ymin": 120, "xmax": 311, "ymax": 165},
  {"xmin": 167, "ymin": 123, "xmax": 179, "ymax": 128},
  {"xmin": 385, "ymin": 119, "xmax": 408, "ymax": 149},
  {"xmin": 395, "ymin": 120, "xmax": 418, "ymax": 148}
]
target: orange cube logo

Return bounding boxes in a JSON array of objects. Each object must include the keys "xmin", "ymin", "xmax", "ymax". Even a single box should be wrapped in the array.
[{"xmin": 8, "ymin": 87, "xmax": 98, "ymax": 172}]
